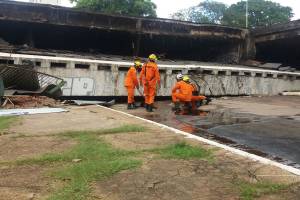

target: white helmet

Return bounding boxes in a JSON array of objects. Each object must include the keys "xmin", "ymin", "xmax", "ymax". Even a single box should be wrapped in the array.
[{"xmin": 176, "ymin": 73, "xmax": 183, "ymax": 80}]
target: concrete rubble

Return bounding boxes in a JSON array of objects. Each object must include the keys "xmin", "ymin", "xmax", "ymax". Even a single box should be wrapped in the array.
[{"xmin": 0, "ymin": 107, "xmax": 67, "ymax": 116}]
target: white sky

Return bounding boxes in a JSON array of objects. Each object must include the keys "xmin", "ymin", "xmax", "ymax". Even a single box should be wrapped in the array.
[
  {"xmin": 16, "ymin": 0, "xmax": 300, "ymax": 20},
  {"xmin": 151, "ymin": 0, "xmax": 300, "ymax": 19}
]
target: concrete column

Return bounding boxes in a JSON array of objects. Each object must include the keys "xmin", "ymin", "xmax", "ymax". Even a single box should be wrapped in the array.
[
  {"xmin": 182, "ymin": 69, "xmax": 188, "ymax": 74},
  {"xmin": 239, "ymin": 71, "xmax": 245, "ymax": 76},
  {"xmin": 90, "ymin": 63, "xmax": 97, "ymax": 71},
  {"xmin": 213, "ymin": 70, "xmax": 218, "ymax": 75},
  {"xmin": 41, "ymin": 60, "xmax": 48, "ymax": 68},
  {"xmin": 69, "ymin": 61, "xmax": 75, "ymax": 69},
  {"xmin": 44, "ymin": 60, "xmax": 51, "ymax": 68},
  {"xmin": 262, "ymin": 72, "xmax": 267, "ymax": 78},
  {"xmin": 13, "ymin": 58, "xmax": 22, "ymax": 64}
]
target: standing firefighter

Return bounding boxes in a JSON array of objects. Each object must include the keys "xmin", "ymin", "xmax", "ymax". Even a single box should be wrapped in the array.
[
  {"xmin": 124, "ymin": 60, "xmax": 142, "ymax": 109},
  {"xmin": 140, "ymin": 54, "xmax": 160, "ymax": 112}
]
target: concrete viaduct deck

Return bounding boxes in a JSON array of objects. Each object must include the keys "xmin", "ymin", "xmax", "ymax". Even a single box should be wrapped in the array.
[
  {"xmin": 253, "ymin": 20, "xmax": 300, "ymax": 69},
  {"xmin": 0, "ymin": 52, "xmax": 299, "ymax": 97},
  {"xmin": 0, "ymin": 0, "xmax": 249, "ymax": 63}
]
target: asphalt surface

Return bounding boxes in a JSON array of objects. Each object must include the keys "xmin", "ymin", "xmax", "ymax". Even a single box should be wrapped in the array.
[{"xmin": 113, "ymin": 96, "xmax": 300, "ymax": 168}]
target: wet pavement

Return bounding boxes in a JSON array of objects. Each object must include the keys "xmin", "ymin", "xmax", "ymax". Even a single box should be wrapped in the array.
[{"xmin": 112, "ymin": 96, "xmax": 300, "ymax": 168}]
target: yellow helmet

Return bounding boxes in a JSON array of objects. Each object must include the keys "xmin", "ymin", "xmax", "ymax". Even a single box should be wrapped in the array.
[
  {"xmin": 148, "ymin": 54, "xmax": 157, "ymax": 61},
  {"xmin": 183, "ymin": 75, "xmax": 190, "ymax": 82},
  {"xmin": 134, "ymin": 61, "xmax": 142, "ymax": 67}
]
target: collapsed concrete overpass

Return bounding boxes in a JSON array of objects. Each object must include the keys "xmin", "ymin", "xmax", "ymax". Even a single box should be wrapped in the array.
[
  {"xmin": 253, "ymin": 20, "xmax": 300, "ymax": 69},
  {"xmin": 0, "ymin": 0, "xmax": 299, "ymax": 98},
  {"xmin": 0, "ymin": 0, "xmax": 251, "ymax": 63}
]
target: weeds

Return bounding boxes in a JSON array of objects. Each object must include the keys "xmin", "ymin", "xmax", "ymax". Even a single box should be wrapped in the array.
[
  {"xmin": 14, "ymin": 125, "xmax": 145, "ymax": 200},
  {"xmin": 151, "ymin": 142, "xmax": 213, "ymax": 160},
  {"xmin": 238, "ymin": 181, "xmax": 287, "ymax": 200},
  {"xmin": 0, "ymin": 116, "xmax": 17, "ymax": 131}
]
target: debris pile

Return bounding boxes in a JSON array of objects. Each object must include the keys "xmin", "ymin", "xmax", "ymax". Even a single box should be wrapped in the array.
[
  {"xmin": 1, "ymin": 95, "xmax": 61, "ymax": 109},
  {"xmin": 0, "ymin": 63, "xmax": 65, "ymax": 99}
]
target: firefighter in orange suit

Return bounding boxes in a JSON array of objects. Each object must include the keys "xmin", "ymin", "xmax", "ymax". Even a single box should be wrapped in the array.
[
  {"xmin": 124, "ymin": 61, "xmax": 142, "ymax": 109},
  {"xmin": 139, "ymin": 54, "xmax": 160, "ymax": 112},
  {"xmin": 172, "ymin": 74, "xmax": 207, "ymax": 112},
  {"xmin": 172, "ymin": 75, "xmax": 194, "ymax": 111}
]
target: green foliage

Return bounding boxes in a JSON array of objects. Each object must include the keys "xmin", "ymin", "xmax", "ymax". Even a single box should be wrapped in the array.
[
  {"xmin": 48, "ymin": 134, "xmax": 141, "ymax": 200},
  {"xmin": 171, "ymin": 0, "xmax": 226, "ymax": 24},
  {"xmin": 14, "ymin": 127, "xmax": 143, "ymax": 200},
  {"xmin": 153, "ymin": 142, "xmax": 212, "ymax": 160},
  {"xmin": 238, "ymin": 181, "xmax": 287, "ymax": 200},
  {"xmin": 223, "ymin": 0, "xmax": 293, "ymax": 28},
  {"xmin": 0, "ymin": 116, "xmax": 16, "ymax": 132},
  {"xmin": 71, "ymin": 0, "xmax": 157, "ymax": 17},
  {"xmin": 171, "ymin": 0, "xmax": 293, "ymax": 28}
]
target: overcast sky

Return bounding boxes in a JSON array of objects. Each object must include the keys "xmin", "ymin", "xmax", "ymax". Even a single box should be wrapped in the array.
[
  {"xmin": 152, "ymin": 0, "xmax": 300, "ymax": 19},
  {"xmin": 17, "ymin": 0, "xmax": 300, "ymax": 20}
]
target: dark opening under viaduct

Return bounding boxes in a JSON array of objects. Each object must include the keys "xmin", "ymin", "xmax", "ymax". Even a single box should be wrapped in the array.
[{"xmin": 253, "ymin": 20, "xmax": 300, "ymax": 69}]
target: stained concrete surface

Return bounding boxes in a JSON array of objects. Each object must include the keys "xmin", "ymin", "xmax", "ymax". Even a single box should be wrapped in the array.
[{"xmin": 112, "ymin": 96, "xmax": 300, "ymax": 168}]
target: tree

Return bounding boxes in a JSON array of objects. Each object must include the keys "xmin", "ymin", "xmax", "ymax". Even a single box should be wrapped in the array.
[
  {"xmin": 171, "ymin": 0, "xmax": 227, "ymax": 24},
  {"xmin": 222, "ymin": 0, "xmax": 294, "ymax": 28},
  {"xmin": 171, "ymin": 0, "xmax": 294, "ymax": 28},
  {"xmin": 71, "ymin": 0, "xmax": 157, "ymax": 17}
]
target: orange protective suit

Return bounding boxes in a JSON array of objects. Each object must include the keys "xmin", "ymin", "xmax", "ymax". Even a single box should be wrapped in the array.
[
  {"xmin": 171, "ymin": 81, "xmax": 194, "ymax": 102},
  {"xmin": 139, "ymin": 61, "xmax": 160, "ymax": 105},
  {"xmin": 124, "ymin": 66, "xmax": 139, "ymax": 104},
  {"xmin": 190, "ymin": 83, "xmax": 206, "ymax": 109}
]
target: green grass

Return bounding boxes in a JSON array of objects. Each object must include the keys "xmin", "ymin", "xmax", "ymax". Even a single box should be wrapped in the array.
[
  {"xmin": 10, "ymin": 125, "xmax": 214, "ymax": 199},
  {"xmin": 238, "ymin": 181, "xmax": 287, "ymax": 200},
  {"xmin": 14, "ymin": 125, "xmax": 145, "ymax": 200},
  {"xmin": 152, "ymin": 142, "xmax": 212, "ymax": 160},
  {"xmin": 0, "ymin": 116, "xmax": 17, "ymax": 131}
]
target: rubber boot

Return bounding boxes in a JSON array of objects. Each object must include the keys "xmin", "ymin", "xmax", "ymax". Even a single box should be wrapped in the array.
[
  {"xmin": 127, "ymin": 103, "xmax": 133, "ymax": 110},
  {"xmin": 147, "ymin": 104, "xmax": 153, "ymax": 112},
  {"xmin": 132, "ymin": 103, "xmax": 138, "ymax": 109},
  {"xmin": 196, "ymin": 100, "xmax": 203, "ymax": 108},
  {"xmin": 186, "ymin": 102, "xmax": 193, "ymax": 114},
  {"xmin": 172, "ymin": 102, "xmax": 181, "ymax": 112}
]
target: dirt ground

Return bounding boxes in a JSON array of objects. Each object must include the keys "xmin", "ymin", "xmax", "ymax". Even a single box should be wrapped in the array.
[
  {"xmin": 2, "ymin": 96, "xmax": 60, "ymax": 109},
  {"xmin": 0, "ymin": 105, "xmax": 299, "ymax": 200}
]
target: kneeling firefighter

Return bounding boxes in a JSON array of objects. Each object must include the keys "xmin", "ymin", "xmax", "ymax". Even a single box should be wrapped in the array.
[
  {"xmin": 124, "ymin": 60, "xmax": 142, "ymax": 109},
  {"xmin": 171, "ymin": 75, "xmax": 194, "ymax": 111}
]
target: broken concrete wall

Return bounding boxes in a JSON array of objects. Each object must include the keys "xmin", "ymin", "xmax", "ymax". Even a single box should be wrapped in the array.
[
  {"xmin": 3, "ymin": 52, "xmax": 299, "ymax": 97},
  {"xmin": 191, "ymin": 74, "xmax": 300, "ymax": 96}
]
